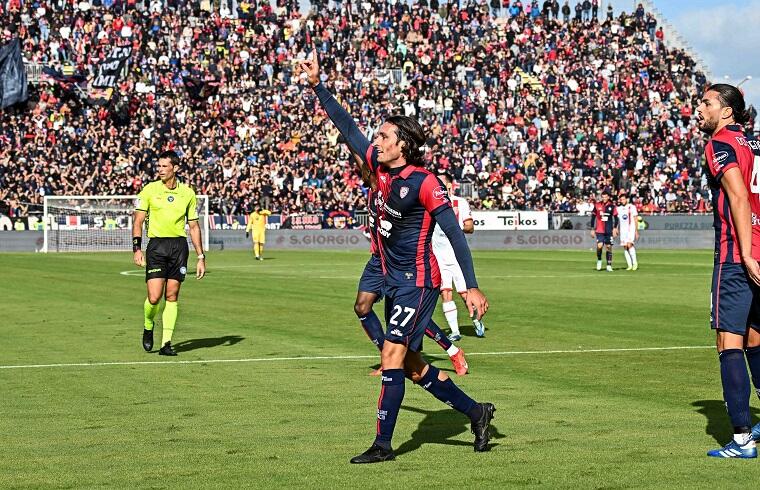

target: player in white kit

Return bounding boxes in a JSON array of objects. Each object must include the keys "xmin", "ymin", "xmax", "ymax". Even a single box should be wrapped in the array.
[
  {"xmin": 617, "ymin": 194, "xmax": 640, "ymax": 270},
  {"xmin": 432, "ymin": 173, "xmax": 486, "ymax": 339}
]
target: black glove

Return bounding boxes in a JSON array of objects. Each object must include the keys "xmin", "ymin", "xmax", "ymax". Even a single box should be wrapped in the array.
[{"xmin": 245, "ymin": 232, "xmax": 249, "ymax": 238}]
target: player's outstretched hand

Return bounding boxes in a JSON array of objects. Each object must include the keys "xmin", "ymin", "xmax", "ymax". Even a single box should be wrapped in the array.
[
  {"xmin": 297, "ymin": 48, "xmax": 321, "ymax": 87},
  {"xmin": 744, "ymin": 257, "xmax": 760, "ymax": 287},
  {"xmin": 133, "ymin": 250, "xmax": 145, "ymax": 267},
  {"xmin": 196, "ymin": 258, "xmax": 206, "ymax": 280},
  {"xmin": 466, "ymin": 288, "xmax": 489, "ymax": 320}
]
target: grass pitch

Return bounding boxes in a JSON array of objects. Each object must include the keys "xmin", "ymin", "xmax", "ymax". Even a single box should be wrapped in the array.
[{"xmin": 1, "ymin": 249, "xmax": 759, "ymax": 488}]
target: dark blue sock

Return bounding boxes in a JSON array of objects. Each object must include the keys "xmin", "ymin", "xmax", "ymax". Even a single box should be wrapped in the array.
[
  {"xmin": 417, "ymin": 364, "xmax": 477, "ymax": 416},
  {"xmin": 719, "ymin": 349, "xmax": 752, "ymax": 430},
  {"xmin": 358, "ymin": 310, "xmax": 384, "ymax": 351},
  {"xmin": 374, "ymin": 368, "xmax": 405, "ymax": 449},
  {"xmin": 606, "ymin": 250, "xmax": 612, "ymax": 265},
  {"xmin": 425, "ymin": 321, "xmax": 453, "ymax": 351},
  {"xmin": 596, "ymin": 247, "xmax": 602, "ymax": 260},
  {"xmin": 745, "ymin": 345, "xmax": 760, "ymax": 400}
]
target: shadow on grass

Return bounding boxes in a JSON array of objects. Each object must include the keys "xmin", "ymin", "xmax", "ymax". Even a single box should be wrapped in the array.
[
  {"xmin": 692, "ymin": 400, "xmax": 760, "ymax": 443},
  {"xmin": 173, "ymin": 335, "xmax": 245, "ymax": 352},
  {"xmin": 394, "ymin": 405, "xmax": 505, "ymax": 456}
]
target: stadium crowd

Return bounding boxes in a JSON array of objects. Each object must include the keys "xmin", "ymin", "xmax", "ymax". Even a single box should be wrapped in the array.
[{"xmin": 0, "ymin": 0, "xmax": 732, "ymax": 218}]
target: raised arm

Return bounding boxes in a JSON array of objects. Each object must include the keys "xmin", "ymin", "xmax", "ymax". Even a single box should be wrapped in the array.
[{"xmin": 298, "ymin": 49, "xmax": 375, "ymax": 168}]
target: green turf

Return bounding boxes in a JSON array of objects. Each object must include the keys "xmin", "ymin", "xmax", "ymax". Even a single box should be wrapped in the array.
[{"xmin": 1, "ymin": 249, "xmax": 758, "ymax": 488}]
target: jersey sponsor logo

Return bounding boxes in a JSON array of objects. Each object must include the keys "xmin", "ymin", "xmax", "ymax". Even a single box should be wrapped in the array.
[
  {"xmin": 167, "ymin": 195, "xmax": 175, "ymax": 202},
  {"xmin": 384, "ymin": 205, "xmax": 402, "ymax": 219},
  {"xmin": 379, "ymin": 219, "xmax": 393, "ymax": 238},
  {"xmin": 399, "ymin": 186, "xmax": 409, "ymax": 199},
  {"xmin": 753, "ymin": 213, "xmax": 760, "ymax": 226},
  {"xmin": 712, "ymin": 151, "xmax": 729, "ymax": 168},
  {"xmin": 433, "ymin": 186, "xmax": 448, "ymax": 200}
]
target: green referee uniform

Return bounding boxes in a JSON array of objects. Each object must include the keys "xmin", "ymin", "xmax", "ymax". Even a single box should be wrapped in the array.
[{"xmin": 136, "ymin": 181, "xmax": 198, "ymax": 282}]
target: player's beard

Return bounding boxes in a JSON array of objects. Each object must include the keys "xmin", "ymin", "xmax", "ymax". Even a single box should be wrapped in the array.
[{"xmin": 698, "ymin": 117, "xmax": 718, "ymax": 135}]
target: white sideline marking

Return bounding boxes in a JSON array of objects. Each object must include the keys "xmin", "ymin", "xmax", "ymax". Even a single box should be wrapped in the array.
[{"xmin": 0, "ymin": 345, "xmax": 713, "ymax": 370}]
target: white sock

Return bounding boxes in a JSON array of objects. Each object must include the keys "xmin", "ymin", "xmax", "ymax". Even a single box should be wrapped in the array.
[
  {"xmin": 442, "ymin": 301, "xmax": 459, "ymax": 334},
  {"xmin": 734, "ymin": 432, "xmax": 754, "ymax": 446},
  {"xmin": 446, "ymin": 345, "xmax": 460, "ymax": 356},
  {"xmin": 623, "ymin": 249, "xmax": 632, "ymax": 267},
  {"xmin": 629, "ymin": 246, "xmax": 637, "ymax": 265}
]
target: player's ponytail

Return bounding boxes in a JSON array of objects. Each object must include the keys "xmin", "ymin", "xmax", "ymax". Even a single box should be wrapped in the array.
[
  {"xmin": 708, "ymin": 83, "xmax": 751, "ymax": 125},
  {"xmin": 386, "ymin": 115, "xmax": 427, "ymax": 166}
]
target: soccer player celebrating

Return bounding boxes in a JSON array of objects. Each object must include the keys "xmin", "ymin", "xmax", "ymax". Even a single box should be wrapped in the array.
[
  {"xmin": 352, "ymin": 154, "xmax": 469, "ymax": 376},
  {"xmin": 132, "ymin": 150, "xmax": 206, "ymax": 356},
  {"xmin": 589, "ymin": 189, "xmax": 618, "ymax": 271},
  {"xmin": 432, "ymin": 172, "xmax": 486, "ymax": 339},
  {"xmin": 616, "ymin": 194, "xmax": 639, "ymax": 270},
  {"xmin": 245, "ymin": 204, "xmax": 271, "ymax": 260},
  {"xmin": 299, "ymin": 50, "xmax": 494, "ymax": 464},
  {"xmin": 697, "ymin": 84, "xmax": 760, "ymax": 457}
]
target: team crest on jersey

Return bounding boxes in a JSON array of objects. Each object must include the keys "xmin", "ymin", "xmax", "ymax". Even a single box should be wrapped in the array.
[
  {"xmin": 380, "ymin": 175, "xmax": 387, "ymax": 182},
  {"xmin": 433, "ymin": 186, "xmax": 448, "ymax": 200},
  {"xmin": 167, "ymin": 195, "xmax": 175, "ymax": 202},
  {"xmin": 399, "ymin": 186, "xmax": 409, "ymax": 198}
]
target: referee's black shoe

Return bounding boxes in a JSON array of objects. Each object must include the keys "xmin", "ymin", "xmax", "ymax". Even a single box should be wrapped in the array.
[
  {"xmin": 349, "ymin": 443, "xmax": 395, "ymax": 464},
  {"xmin": 142, "ymin": 329, "xmax": 154, "ymax": 352},
  {"xmin": 159, "ymin": 341, "xmax": 177, "ymax": 356},
  {"xmin": 471, "ymin": 402, "xmax": 496, "ymax": 452}
]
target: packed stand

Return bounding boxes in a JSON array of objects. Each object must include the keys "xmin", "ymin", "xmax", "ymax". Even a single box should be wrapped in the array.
[{"xmin": 0, "ymin": 0, "xmax": 728, "ymax": 218}]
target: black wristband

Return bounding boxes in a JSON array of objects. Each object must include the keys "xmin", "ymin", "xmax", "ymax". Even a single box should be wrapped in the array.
[{"xmin": 132, "ymin": 236, "xmax": 142, "ymax": 252}]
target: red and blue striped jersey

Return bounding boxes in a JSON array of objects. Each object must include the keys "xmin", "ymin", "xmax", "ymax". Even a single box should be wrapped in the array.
[
  {"xmin": 364, "ymin": 145, "xmax": 450, "ymax": 288},
  {"xmin": 591, "ymin": 201, "xmax": 618, "ymax": 235},
  {"xmin": 705, "ymin": 124, "xmax": 760, "ymax": 263},
  {"xmin": 367, "ymin": 187, "xmax": 379, "ymax": 257}
]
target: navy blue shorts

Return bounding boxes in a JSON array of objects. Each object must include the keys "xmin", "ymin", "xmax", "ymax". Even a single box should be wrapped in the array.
[
  {"xmin": 384, "ymin": 286, "xmax": 439, "ymax": 352},
  {"xmin": 596, "ymin": 233, "xmax": 612, "ymax": 245},
  {"xmin": 358, "ymin": 255, "xmax": 385, "ymax": 299},
  {"xmin": 711, "ymin": 262, "xmax": 760, "ymax": 335}
]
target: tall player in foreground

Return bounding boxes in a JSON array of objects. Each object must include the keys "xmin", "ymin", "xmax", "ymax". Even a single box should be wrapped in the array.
[
  {"xmin": 432, "ymin": 172, "xmax": 486, "ymax": 338},
  {"xmin": 351, "ymin": 155, "xmax": 469, "ymax": 376},
  {"xmin": 299, "ymin": 49, "xmax": 494, "ymax": 464},
  {"xmin": 697, "ymin": 84, "xmax": 760, "ymax": 458},
  {"xmin": 132, "ymin": 151, "xmax": 206, "ymax": 356}
]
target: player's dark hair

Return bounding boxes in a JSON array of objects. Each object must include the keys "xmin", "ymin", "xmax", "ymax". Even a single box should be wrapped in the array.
[
  {"xmin": 385, "ymin": 115, "xmax": 426, "ymax": 167},
  {"xmin": 708, "ymin": 83, "xmax": 751, "ymax": 125},
  {"xmin": 158, "ymin": 150, "xmax": 181, "ymax": 167}
]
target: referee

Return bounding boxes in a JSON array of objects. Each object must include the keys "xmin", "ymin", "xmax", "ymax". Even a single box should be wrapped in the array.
[{"xmin": 132, "ymin": 150, "xmax": 206, "ymax": 356}]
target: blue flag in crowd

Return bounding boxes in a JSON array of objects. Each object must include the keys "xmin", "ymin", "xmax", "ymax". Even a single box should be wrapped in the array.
[{"xmin": 0, "ymin": 38, "xmax": 28, "ymax": 109}]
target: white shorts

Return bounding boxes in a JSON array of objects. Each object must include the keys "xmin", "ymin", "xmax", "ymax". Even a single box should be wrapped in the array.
[
  {"xmin": 439, "ymin": 262, "xmax": 467, "ymax": 293},
  {"xmin": 619, "ymin": 233, "xmax": 636, "ymax": 246}
]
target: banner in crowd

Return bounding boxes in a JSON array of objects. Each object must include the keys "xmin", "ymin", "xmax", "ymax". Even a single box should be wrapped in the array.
[
  {"xmin": 323, "ymin": 210, "xmax": 356, "ymax": 229},
  {"xmin": 471, "ymin": 211, "xmax": 549, "ymax": 230},
  {"xmin": 92, "ymin": 45, "xmax": 133, "ymax": 88},
  {"xmin": 282, "ymin": 213, "xmax": 323, "ymax": 230},
  {"xmin": 0, "ymin": 38, "xmax": 28, "ymax": 109}
]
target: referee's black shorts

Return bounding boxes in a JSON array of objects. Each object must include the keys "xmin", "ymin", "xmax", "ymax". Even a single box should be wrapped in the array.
[{"xmin": 145, "ymin": 237, "xmax": 189, "ymax": 282}]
